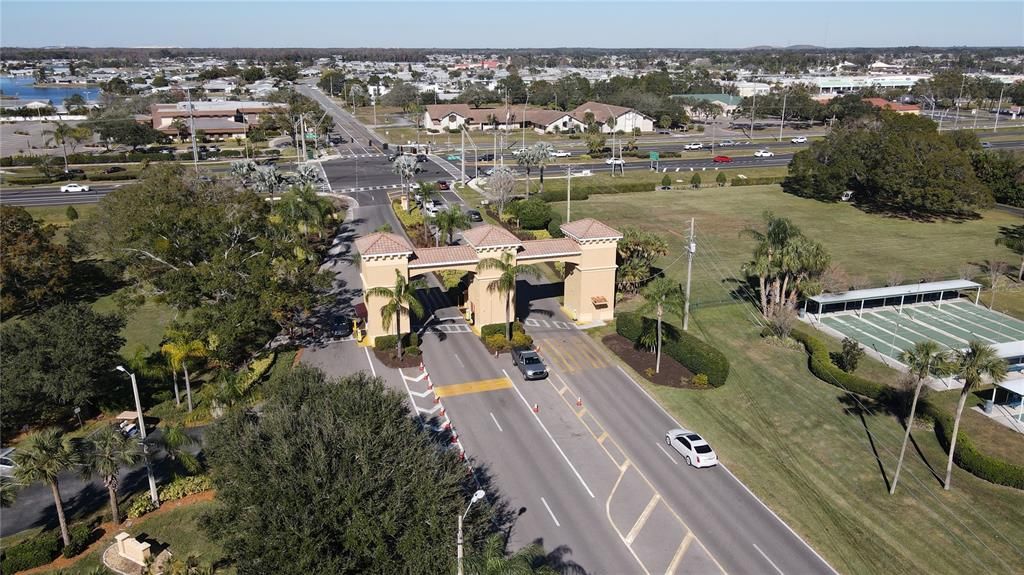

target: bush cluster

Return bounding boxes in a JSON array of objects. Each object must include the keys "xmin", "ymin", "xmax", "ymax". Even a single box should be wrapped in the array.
[
  {"xmin": 479, "ymin": 322, "xmax": 533, "ymax": 353},
  {"xmin": 616, "ymin": 312, "xmax": 730, "ymax": 387},
  {"xmin": 375, "ymin": 332, "xmax": 420, "ymax": 351},
  {"xmin": 1, "ymin": 148, "xmax": 277, "ymax": 167},
  {"xmin": 0, "ymin": 531, "xmax": 61, "ymax": 572},
  {"xmin": 511, "ymin": 198, "xmax": 553, "ymax": 230},
  {"xmin": 547, "ymin": 212, "xmax": 564, "ymax": 238},
  {"xmin": 730, "ymin": 176, "xmax": 787, "ymax": 187},
  {"xmin": 159, "ymin": 474, "xmax": 214, "ymax": 501},
  {"xmin": 125, "ymin": 492, "xmax": 157, "ymax": 519},
  {"xmin": 61, "ymin": 523, "xmax": 94, "ymax": 558},
  {"xmin": 791, "ymin": 328, "xmax": 1024, "ymax": 490},
  {"xmin": 537, "ymin": 181, "xmax": 658, "ymax": 203}
]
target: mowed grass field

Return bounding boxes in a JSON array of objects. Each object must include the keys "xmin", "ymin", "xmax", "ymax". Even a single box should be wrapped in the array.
[
  {"xmin": 572, "ymin": 185, "xmax": 1024, "ymax": 574},
  {"xmin": 551, "ymin": 184, "xmax": 1021, "ymax": 306}
]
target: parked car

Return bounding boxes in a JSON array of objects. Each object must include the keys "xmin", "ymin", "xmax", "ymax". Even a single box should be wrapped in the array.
[
  {"xmin": 466, "ymin": 209, "xmax": 483, "ymax": 222},
  {"xmin": 512, "ymin": 347, "xmax": 548, "ymax": 380},
  {"xmin": 0, "ymin": 447, "xmax": 15, "ymax": 477},
  {"xmin": 712, "ymin": 155, "xmax": 733, "ymax": 163},
  {"xmin": 478, "ymin": 154, "xmax": 495, "ymax": 161},
  {"xmin": 665, "ymin": 429, "xmax": 718, "ymax": 468},
  {"xmin": 981, "ymin": 141, "xmax": 993, "ymax": 149},
  {"xmin": 103, "ymin": 166, "xmax": 126, "ymax": 174},
  {"xmin": 60, "ymin": 183, "xmax": 90, "ymax": 193},
  {"xmin": 446, "ymin": 154, "xmax": 461, "ymax": 161},
  {"xmin": 719, "ymin": 140, "xmax": 737, "ymax": 147},
  {"xmin": 605, "ymin": 157, "xmax": 625, "ymax": 165},
  {"xmin": 549, "ymin": 150, "xmax": 571, "ymax": 157},
  {"xmin": 423, "ymin": 203, "xmax": 440, "ymax": 218},
  {"xmin": 791, "ymin": 136, "xmax": 808, "ymax": 143},
  {"xmin": 754, "ymin": 149, "xmax": 775, "ymax": 157},
  {"xmin": 416, "ymin": 154, "xmax": 429, "ymax": 162},
  {"xmin": 65, "ymin": 168, "xmax": 85, "ymax": 175},
  {"xmin": 483, "ymin": 167, "xmax": 496, "ymax": 176},
  {"xmin": 683, "ymin": 142, "xmax": 703, "ymax": 150},
  {"xmin": 436, "ymin": 180, "xmax": 450, "ymax": 190},
  {"xmin": 657, "ymin": 129, "xmax": 672, "ymax": 135}
]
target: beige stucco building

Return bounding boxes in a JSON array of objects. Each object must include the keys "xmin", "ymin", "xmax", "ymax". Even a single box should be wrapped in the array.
[{"xmin": 354, "ymin": 219, "xmax": 622, "ymax": 343}]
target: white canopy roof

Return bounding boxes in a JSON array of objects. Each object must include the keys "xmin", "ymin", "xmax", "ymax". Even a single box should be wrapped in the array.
[
  {"xmin": 809, "ymin": 279, "xmax": 981, "ymax": 305},
  {"xmin": 996, "ymin": 378, "xmax": 1024, "ymax": 396}
]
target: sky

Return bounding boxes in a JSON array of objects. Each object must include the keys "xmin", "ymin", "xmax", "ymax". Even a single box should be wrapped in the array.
[{"xmin": 1, "ymin": 1, "xmax": 1021, "ymax": 49}]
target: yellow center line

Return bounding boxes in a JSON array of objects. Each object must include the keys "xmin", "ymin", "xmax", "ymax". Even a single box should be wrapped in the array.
[
  {"xmin": 626, "ymin": 494, "xmax": 662, "ymax": 545},
  {"xmin": 433, "ymin": 378, "xmax": 512, "ymax": 398},
  {"xmin": 667, "ymin": 532, "xmax": 695, "ymax": 575}
]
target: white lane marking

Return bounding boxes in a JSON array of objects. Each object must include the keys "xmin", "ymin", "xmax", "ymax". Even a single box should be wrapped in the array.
[
  {"xmin": 753, "ymin": 544, "xmax": 785, "ymax": 575},
  {"xmin": 489, "ymin": 411, "xmax": 504, "ymax": 432},
  {"xmin": 656, "ymin": 442, "xmax": 678, "ymax": 465},
  {"xmin": 615, "ymin": 365, "xmax": 839, "ymax": 575},
  {"xmin": 502, "ymin": 368, "xmax": 596, "ymax": 499},
  {"xmin": 454, "ymin": 353, "xmax": 466, "ymax": 367},
  {"xmin": 541, "ymin": 496, "xmax": 561, "ymax": 527},
  {"xmin": 364, "ymin": 347, "xmax": 377, "ymax": 377}
]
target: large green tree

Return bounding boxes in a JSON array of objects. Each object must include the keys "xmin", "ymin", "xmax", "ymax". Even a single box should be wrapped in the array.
[
  {"xmin": 1, "ymin": 304, "xmax": 125, "ymax": 438},
  {"xmin": 639, "ymin": 277, "xmax": 686, "ymax": 374},
  {"xmin": 616, "ymin": 227, "xmax": 669, "ymax": 294},
  {"xmin": 13, "ymin": 428, "xmax": 79, "ymax": 546},
  {"xmin": 203, "ymin": 366, "xmax": 498, "ymax": 574},
  {"xmin": 945, "ymin": 341, "xmax": 1007, "ymax": 490},
  {"xmin": 742, "ymin": 212, "xmax": 830, "ymax": 318},
  {"xmin": 79, "ymin": 425, "xmax": 141, "ymax": 525},
  {"xmin": 972, "ymin": 150, "xmax": 1024, "ymax": 208},
  {"xmin": 0, "ymin": 206, "xmax": 72, "ymax": 317}
]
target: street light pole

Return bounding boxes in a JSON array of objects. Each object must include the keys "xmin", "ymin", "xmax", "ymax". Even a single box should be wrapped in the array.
[
  {"xmin": 457, "ymin": 489, "xmax": 485, "ymax": 575},
  {"xmin": 994, "ymin": 85, "xmax": 1005, "ymax": 132},
  {"xmin": 116, "ymin": 366, "xmax": 160, "ymax": 505},
  {"xmin": 683, "ymin": 217, "xmax": 695, "ymax": 331}
]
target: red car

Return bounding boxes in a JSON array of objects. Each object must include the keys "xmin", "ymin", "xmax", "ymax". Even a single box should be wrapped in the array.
[
  {"xmin": 712, "ymin": 155, "xmax": 733, "ymax": 163},
  {"xmin": 436, "ymin": 180, "xmax": 450, "ymax": 190}
]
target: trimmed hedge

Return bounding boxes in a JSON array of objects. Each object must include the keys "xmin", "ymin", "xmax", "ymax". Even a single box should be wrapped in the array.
[
  {"xmin": 537, "ymin": 181, "xmax": 657, "ymax": 203},
  {"xmin": 792, "ymin": 328, "xmax": 1024, "ymax": 490},
  {"xmin": 375, "ymin": 332, "xmax": 420, "ymax": 350},
  {"xmin": 480, "ymin": 321, "xmax": 533, "ymax": 353},
  {"xmin": 791, "ymin": 329, "xmax": 887, "ymax": 398},
  {"xmin": 616, "ymin": 312, "xmax": 730, "ymax": 387},
  {"xmin": 61, "ymin": 523, "xmax": 94, "ymax": 558},
  {"xmin": 159, "ymin": 474, "xmax": 213, "ymax": 501},
  {"xmin": 730, "ymin": 176, "xmax": 787, "ymax": 187},
  {"xmin": 1, "ymin": 531, "xmax": 61, "ymax": 572}
]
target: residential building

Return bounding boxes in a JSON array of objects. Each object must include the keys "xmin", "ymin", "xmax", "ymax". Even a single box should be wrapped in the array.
[{"xmin": 422, "ymin": 101, "xmax": 654, "ymax": 134}]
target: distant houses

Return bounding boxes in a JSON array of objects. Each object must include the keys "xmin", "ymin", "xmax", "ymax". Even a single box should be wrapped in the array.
[{"xmin": 422, "ymin": 100, "xmax": 655, "ymax": 134}]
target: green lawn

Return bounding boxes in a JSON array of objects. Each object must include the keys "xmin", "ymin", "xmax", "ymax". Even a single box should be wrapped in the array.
[
  {"xmin": 36, "ymin": 500, "xmax": 232, "ymax": 575},
  {"xmin": 552, "ymin": 184, "xmax": 1021, "ymax": 306},
  {"xmin": 576, "ymin": 186, "xmax": 1024, "ymax": 574}
]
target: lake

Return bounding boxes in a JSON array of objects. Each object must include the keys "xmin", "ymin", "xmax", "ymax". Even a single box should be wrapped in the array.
[{"xmin": 0, "ymin": 76, "xmax": 102, "ymax": 104}]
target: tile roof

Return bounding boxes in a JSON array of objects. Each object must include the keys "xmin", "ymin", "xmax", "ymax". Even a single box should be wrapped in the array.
[
  {"xmin": 519, "ymin": 238, "xmax": 581, "ymax": 259},
  {"xmin": 354, "ymin": 232, "xmax": 414, "ymax": 257},
  {"xmin": 462, "ymin": 225, "xmax": 522, "ymax": 248},
  {"xmin": 864, "ymin": 98, "xmax": 920, "ymax": 112},
  {"xmin": 409, "ymin": 245, "xmax": 478, "ymax": 268},
  {"xmin": 560, "ymin": 218, "xmax": 622, "ymax": 241},
  {"xmin": 572, "ymin": 101, "xmax": 634, "ymax": 123}
]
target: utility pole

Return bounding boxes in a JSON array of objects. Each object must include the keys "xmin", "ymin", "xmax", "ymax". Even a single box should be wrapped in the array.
[
  {"xmin": 778, "ymin": 91, "xmax": 788, "ymax": 142},
  {"xmin": 460, "ymin": 128, "xmax": 466, "ymax": 183},
  {"xmin": 566, "ymin": 165, "xmax": 572, "ymax": 222},
  {"xmin": 299, "ymin": 116, "xmax": 308, "ymax": 166},
  {"xmin": 683, "ymin": 217, "xmax": 695, "ymax": 331},
  {"xmin": 749, "ymin": 92, "xmax": 757, "ymax": 136},
  {"xmin": 185, "ymin": 87, "xmax": 199, "ymax": 175},
  {"xmin": 522, "ymin": 89, "xmax": 529, "ymax": 150},
  {"xmin": 994, "ymin": 85, "xmax": 1005, "ymax": 132}
]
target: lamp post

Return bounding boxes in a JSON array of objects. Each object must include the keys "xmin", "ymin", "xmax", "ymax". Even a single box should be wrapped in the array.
[
  {"xmin": 115, "ymin": 366, "xmax": 160, "ymax": 505},
  {"xmin": 457, "ymin": 489, "xmax": 486, "ymax": 575}
]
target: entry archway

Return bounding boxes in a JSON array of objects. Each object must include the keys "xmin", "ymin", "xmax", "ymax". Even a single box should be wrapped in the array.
[{"xmin": 354, "ymin": 218, "xmax": 622, "ymax": 342}]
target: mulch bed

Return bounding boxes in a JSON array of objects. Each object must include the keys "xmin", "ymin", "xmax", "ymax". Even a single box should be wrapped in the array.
[
  {"xmin": 373, "ymin": 348, "xmax": 422, "ymax": 369},
  {"xmin": 602, "ymin": 334, "xmax": 703, "ymax": 390}
]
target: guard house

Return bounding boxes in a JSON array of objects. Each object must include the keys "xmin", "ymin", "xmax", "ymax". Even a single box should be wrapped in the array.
[{"xmin": 354, "ymin": 219, "xmax": 622, "ymax": 341}]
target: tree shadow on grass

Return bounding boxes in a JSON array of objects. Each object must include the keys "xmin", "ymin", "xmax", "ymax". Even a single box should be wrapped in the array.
[
  {"xmin": 838, "ymin": 394, "xmax": 892, "ymax": 492},
  {"xmin": 64, "ymin": 259, "xmax": 125, "ymax": 305}
]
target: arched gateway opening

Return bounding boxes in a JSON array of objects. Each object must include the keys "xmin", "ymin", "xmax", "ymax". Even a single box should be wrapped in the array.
[{"xmin": 354, "ymin": 218, "xmax": 622, "ymax": 342}]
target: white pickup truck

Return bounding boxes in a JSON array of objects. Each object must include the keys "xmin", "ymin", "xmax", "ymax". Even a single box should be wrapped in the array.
[{"xmin": 549, "ymin": 150, "xmax": 571, "ymax": 158}]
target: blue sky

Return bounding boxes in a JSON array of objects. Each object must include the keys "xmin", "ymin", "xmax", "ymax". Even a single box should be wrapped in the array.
[{"xmin": 1, "ymin": 1, "xmax": 1021, "ymax": 48}]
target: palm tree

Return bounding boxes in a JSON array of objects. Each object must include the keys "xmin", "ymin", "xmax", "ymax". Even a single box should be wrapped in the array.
[
  {"xmin": 365, "ymin": 269, "xmax": 426, "ymax": 359},
  {"xmin": 995, "ymin": 225, "xmax": 1024, "ymax": 281},
  {"xmin": 464, "ymin": 533, "xmax": 556, "ymax": 575},
  {"xmin": 531, "ymin": 142, "xmax": 554, "ymax": 195},
  {"xmin": 516, "ymin": 146, "xmax": 540, "ymax": 197},
  {"xmin": 434, "ymin": 206, "xmax": 471, "ymax": 245},
  {"xmin": 944, "ymin": 341, "xmax": 1007, "ymax": 490},
  {"xmin": 393, "ymin": 154, "xmax": 419, "ymax": 209},
  {"xmin": 148, "ymin": 423, "xmax": 200, "ymax": 474},
  {"xmin": 80, "ymin": 425, "xmax": 141, "ymax": 524},
  {"xmin": 639, "ymin": 277, "xmax": 686, "ymax": 374},
  {"xmin": 161, "ymin": 334, "xmax": 207, "ymax": 412},
  {"xmin": 230, "ymin": 159, "xmax": 258, "ymax": 188},
  {"xmin": 276, "ymin": 183, "xmax": 335, "ymax": 240},
  {"xmin": 890, "ymin": 341, "xmax": 948, "ymax": 495},
  {"xmin": 43, "ymin": 121, "xmax": 91, "ymax": 172},
  {"xmin": 0, "ymin": 476, "xmax": 19, "ymax": 508},
  {"xmin": 478, "ymin": 252, "xmax": 542, "ymax": 340},
  {"xmin": 13, "ymin": 428, "xmax": 79, "ymax": 545}
]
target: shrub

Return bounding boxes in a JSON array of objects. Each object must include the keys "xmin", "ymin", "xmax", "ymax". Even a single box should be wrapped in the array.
[
  {"xmin": 65, "ymin": 205, "xmax": 79, "ymax": 221},
  {"xmin": 661, "ymin": 174, "xmax": 672, "ymax": 188},
  {"xmin": 926, "ymin": 403, "xmax": 1024, "ymax": 489},
  {"xmin": 0, "ymin": 531, "xmax": 61, "ymax": 572},
  {"xmin": 730, "ymin": 176, "xmax": 786, "ymax": 187},
  {"xmin": 376, "ymin": 334, "xmax": 398, "ymax": 350},
  {"xmin": 692, "ymin": 373, "xmax": 709, "ymax": 388},
  {"xmin": 716, "ymin": 172, "xmax": 727, "ymax": 186},
  {"xmin": 830, "ymin": 337, "xmax": 864, "ymax": 373},
  {"xmin": 62, "ymin": 523, "xmax": 94, "ymax": 558},
  {"xmin": 790, "ymin": 329, "xmax": 887, "ymax": 398},
  {"xmin": 510, "ymin": 331, "xmax": 534, "ymax": 349},
  {"xmin": 159, "ymin": 474, "xmax": 213, "ymax": 501},
  {"xmin": 404, "ymin": 345, "xmax": 422, "ymax": 357},
  {"xmin": 616, "ymin": 312, "xmax": 729, "ymax": 387},
  {"xmin": 690, "ymin": 173, "xmax": 702, "ymax": 188},
  {"xmin": 126, "ymin": 492, "xmax": 157, "ymax": 519},
  {"xmin": 516, "ymin": 198, "xmax": 553, "ymax": 230},
  {"xmin": 439, "ymin": 269, "xmax": 467, "ymax": 290},
  {"xmin": 483, "ymin": 333, "xmax": 510, "ymax": 353},
  {"xmin": 547, "ymin": 212, "xmax": 564, "ymax": 238}
]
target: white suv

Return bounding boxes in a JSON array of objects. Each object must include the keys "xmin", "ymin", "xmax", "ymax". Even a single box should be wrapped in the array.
[
  {"xmin": 791, "ymin": 136, "xmax": 808, "ymax": 144},
  {"xmin": 754, "ymin": 149, "xmax": 775, "ymax": 157},
  {"xmin": 666, "ymin": 429, "xmax": 718, "ymax": 468},
  {"xmin": 683, "ymin": 142, "xmax": 703, "ymax": 150}
]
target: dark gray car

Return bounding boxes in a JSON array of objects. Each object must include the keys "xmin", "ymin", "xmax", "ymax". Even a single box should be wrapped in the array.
[{"xmin": 512, "ymin": 348, "xmax": 548, "ymax": 380}]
